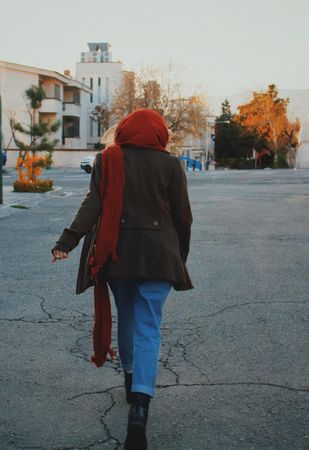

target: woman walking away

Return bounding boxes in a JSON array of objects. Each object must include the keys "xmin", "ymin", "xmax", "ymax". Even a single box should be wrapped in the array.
[{"xmin": 52, "ymin": 109, "xmax": 193, "ymax": 450}]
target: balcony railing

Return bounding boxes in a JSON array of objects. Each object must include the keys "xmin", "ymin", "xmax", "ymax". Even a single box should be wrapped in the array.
[
  {"xmin": 62, "ymin": 102, "xmax": 81, "ymax": 116},
  {"xmin": 40, "ymin": 98, "xmax": 63, "ymax": 114}
]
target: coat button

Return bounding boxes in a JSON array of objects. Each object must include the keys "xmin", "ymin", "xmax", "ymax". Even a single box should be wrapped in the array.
[
  {"xmin": 153, "ymin": 220, "xmax": 159, "ymax": 227},
  {"xmin": 121, "ymin": 218, "xmax": 125, "ymax": 224}
]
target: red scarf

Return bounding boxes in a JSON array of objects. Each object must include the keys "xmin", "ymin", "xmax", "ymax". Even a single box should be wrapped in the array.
[{"xmin": 90, "ymin": 109, "xmax": 169, "ymax": 367}]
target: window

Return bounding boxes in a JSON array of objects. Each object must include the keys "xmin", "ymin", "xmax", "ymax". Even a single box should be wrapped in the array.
[
  {"xmin": 90, "ymin": 77, "xmax": 93, "ymax": 103},
  {"xmin": 98, "ymin": 77, "xmax": 101, "ymax": 86},
  {"xmin": 73, "ymin": 89, "xmax": 80, "ymax": 104},
  {"xmin": 63, "ymin": 87, "xmax": 80, "ymax": 104},
  {"xmin": 105, "ymin": 77, "xmax": 110, "ymax": 104},
  {"xmin": 90, "ymin": 117, "xmax": 93, "ymax": 137},
  {"xmin": 98, "ymin": 121, "xmax": 101, "ymax": 137},
  {"xmin": 63, "ymin": 117, "xmax": 80, "ymax": 138},
  {"xmin": 55, "ymin": 84, "xmax": 61, "ymax": 100}
]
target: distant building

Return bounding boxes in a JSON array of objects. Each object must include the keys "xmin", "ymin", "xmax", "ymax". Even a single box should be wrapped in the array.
[
  {"xmin": 76, "ymin": 42, "xmax": 123, "ymax": 148},
  {"xmin": 297, "ymin": 118, "xmax": 309, "ymax": 169},
  {"xmin": 0, "ymin": 60, "xmax": 91, "ymax": 151}
]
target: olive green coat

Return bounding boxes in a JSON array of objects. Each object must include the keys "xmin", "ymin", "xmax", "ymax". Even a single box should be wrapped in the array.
[{"xmin": 53, "ymin": 146, "xmax": 193, "ymax": 293}]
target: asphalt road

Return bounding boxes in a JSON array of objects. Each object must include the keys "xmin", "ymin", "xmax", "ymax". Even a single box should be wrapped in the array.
[{"xmin": 0, "ymin": 168, "xmax": 308, "ymax": 450}]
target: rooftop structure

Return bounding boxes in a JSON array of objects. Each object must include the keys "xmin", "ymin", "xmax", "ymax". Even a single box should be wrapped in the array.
[
  {"xmin": 80, "ymin": 42, "xmax": 112, "ymax": 63},
  {"xmin": 76, "ymin": 42, "xmax": 123, "ymax": 147}
]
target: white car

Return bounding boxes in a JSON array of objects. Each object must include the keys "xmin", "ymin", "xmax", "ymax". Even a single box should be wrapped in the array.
[{"xmin": 80, "ymin": 154, "xmax": 95, "ymax": 173}]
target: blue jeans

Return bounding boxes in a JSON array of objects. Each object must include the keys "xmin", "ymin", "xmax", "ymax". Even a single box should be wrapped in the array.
[{"xmin": 108, "ymin": 279, "xmax": 172, "ymax": 397}]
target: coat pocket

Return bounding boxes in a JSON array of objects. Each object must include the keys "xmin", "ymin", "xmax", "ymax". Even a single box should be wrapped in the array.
[
  {"xmin": 120, "ymin": 216, "xmax": 161, "ymax": 230},
  {"xmin": 76, "ymin": 217, "xmax": 100, "ymax": 294}
]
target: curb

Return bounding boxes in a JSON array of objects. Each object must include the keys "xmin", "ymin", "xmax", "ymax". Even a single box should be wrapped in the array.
[{"xmin": 0, "ymin": 186, "xmax": 65, "ymax": 220}]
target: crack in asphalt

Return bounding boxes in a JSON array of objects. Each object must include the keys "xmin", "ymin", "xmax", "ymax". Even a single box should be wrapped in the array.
[
  {"xmin": 40, "ymin": 297, "xmax": 53, "ymax": 320},
  {"xmin": 1, "ymin": 294, "xmax": 307, "ymax": 326},
  {"xmin": 2, "ymin": 291, "xmax": 308, "ymax": 449},
  {"xmin": 53, "ymin": 443, "xmax": 110, "ymax": 450},
  {"xmin": 0, "ymin": 318, "xmax": 61, "ymax": 323},
  {"xmin": 63, "ymin": 378, "xmax": 308, "ymax": 450},
  {"xmin": 1, "ymin": 289, "xmax": 54, "ymax": 321},
  {"xmin": 184, "ymin": 299, "xmax": 309, "ymax": 324},
  {"xmin": 11, "ymin": 388, "xmax": 122, "ymax": 450},
  {"xmin": 67, "ymin": 386, "xmax": 124, "ymax": 450},
  {"xmin": 68, "ymin": 331, "xmax": 91, "ymax": 364},
  {"xmin": 0, "ymin": 288, "xmax": 93, "ymax": 324},
  {"xmin": 67, "ymin": 380, "xmax": 309, "ymax": 403},
  {"xmin": 160, "ymin": 342, "xmax": 180, "ymax": 384},
  {"xmin": 67, "ymin": 387, "xmax": 122, "ymax": 402},
  {"xmin": 174, "ymin": 332, "xmax": 211, "ymax": 382},
  {"xmin": 100, "ymin": 390, "xmax": 123, "ymax": 450},
  {"xmin": 156, "ymin": 381, "xmax": 309, "ymax": 393},
  {"xmin": 160, "ymin": 328, "xmax": 210, "ymax": 385},
  {"xmin": 12, "ymin": 440, "xmax": 111, "ymax": 450},
  {"xmin": 66, "ymin": 321, "xmax": 122, "ymax": 372},
  {"xmin": 12, "ymin": 433, "xmax": 116, "ymax": 449}
]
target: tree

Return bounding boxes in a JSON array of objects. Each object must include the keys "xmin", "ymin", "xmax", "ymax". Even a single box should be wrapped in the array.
[
  {"xmin": 135, "ymin": 80, "xmax": 162, "ymax": 111},
  {"xmin": 111, "ymin": 71, "xmax": 136, "ymax": 121},
  {"xmin": 236, "ymin": 84, "xmax": 300, "ymax": 166},
  {"xmin": 164, "ymin": 95, "xmax": 207, "ymax": 145},
  {"xmin": 215, "ymin": 100, "xmax": 266, "ymax": 169},
  {"xmin": 90, "ymin": 102, "xmax": 111, "ymax": 140},
  {"xmin": 219, "ymin": 98, "xmax": 233, "ymax": 121},
  {"xmin": 10, "ymin": 85, "xmax": 61, "ymax": 192},
  {"xmin": 111, "ymin": 66, "xmax": 208, "ymax": 149},
  {"xmin": 281, "ymin": 119, "xmax": 301, "ymax": 168}
]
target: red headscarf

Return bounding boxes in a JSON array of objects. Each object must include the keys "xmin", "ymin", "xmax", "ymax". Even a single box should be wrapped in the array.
[{"xmin": 90, "ymin": 109, "xmax": 169, "ymax": 367}]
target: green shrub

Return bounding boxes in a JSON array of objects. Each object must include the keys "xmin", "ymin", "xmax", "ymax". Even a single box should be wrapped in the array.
[
  {"xmin": 13, "ymin": 179, "xmax": 54, "ymax": 193},
  {"xmin": 94, "ymin": 142, "xmax": 106, "ymax": 150},
  {"xmin": 275, "ymin": 151, "xmax": 289, "ymax": 169},
  {"xmin": 45, "ymin": 152, "xmax": 53, "ymax": 169}
]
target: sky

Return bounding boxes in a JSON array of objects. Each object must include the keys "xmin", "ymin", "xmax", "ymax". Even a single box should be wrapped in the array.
[{"xmin": 0, "ymin": 0, "xmax": 309, "ymax": 97}]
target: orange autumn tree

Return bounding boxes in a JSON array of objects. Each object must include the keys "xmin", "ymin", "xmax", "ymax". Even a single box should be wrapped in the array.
[
  {"xmin": 10, "ymin": 85, "xmax": 61, "ymax": 192},
  {"xmin": 236, "ymin": 84, "xmax": 300, "ymax": 167}
]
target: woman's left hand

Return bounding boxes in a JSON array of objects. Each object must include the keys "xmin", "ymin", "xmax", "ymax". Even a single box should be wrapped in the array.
[{"xmin": 51, "ymin": 250, "xmax": 69, "ymax": 262}]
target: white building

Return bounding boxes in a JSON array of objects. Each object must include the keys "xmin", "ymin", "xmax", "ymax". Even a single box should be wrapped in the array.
[
  {"xmin": 297, "ymin": 117, "xmax": 309, "ymax": 169},
  {"xmin": 76, "ymin": 42, "xmax": 123, "ymax": 148},
  {"xmin": 281, "ymin": 89, "xmax": 309, "ymax": 169},
  {"xmin": 0, "ymin": 60, "xmax": 91, "ymax": 155}
]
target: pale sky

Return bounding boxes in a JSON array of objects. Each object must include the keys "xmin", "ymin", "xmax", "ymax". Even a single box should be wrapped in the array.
[{"xmin": 1, "ymin": 0, "xmax": 309, "ymax": 96}]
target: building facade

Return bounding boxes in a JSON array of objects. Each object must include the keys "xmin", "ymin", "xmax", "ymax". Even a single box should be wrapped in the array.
[
  {"xmin": 297, "ymin": 117, "xmax": 309, "ymax": 169},
  {"xmin": 0, "ymin": 60, "xmax": 91, "ymax": 153},
  {"xmin": 76, "ymin": 42, "xmax": 123, "ymax": 148}
]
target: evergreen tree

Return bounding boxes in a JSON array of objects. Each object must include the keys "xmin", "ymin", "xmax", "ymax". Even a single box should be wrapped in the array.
[
  {"xmin": 10, "ymin": 85, "xmax": 61, "ymax": 191},
  {"xmin": 219, "ymin": 99, "xmax": 233, "ymax": 122},
  {"xmin": 215, "ymin": 100, "xmax": 266, "ymax": 169}
]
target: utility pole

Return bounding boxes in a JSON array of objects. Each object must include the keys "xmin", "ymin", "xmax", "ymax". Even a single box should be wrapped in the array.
[{"xmin": 0, "ymin": 95, "xmax": 3, "ymax": 204}]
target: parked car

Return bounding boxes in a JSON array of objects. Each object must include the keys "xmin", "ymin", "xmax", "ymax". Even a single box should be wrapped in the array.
[
  {"xmin": 1, "ymin": 150, "xmax": 7, "ymax": 166},
  {"xmin": 80, "ymin": 154, "xmax": 95, "ymax": 173}
]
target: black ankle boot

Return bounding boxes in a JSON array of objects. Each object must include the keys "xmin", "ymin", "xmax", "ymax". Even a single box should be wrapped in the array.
[
  {"xmin": 124, "ymin": 372, "xmax": 134, "ymax": 404},
  {"xmin": 124, "ymin": 393, "xmax": 151, "ymax": 450}
]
